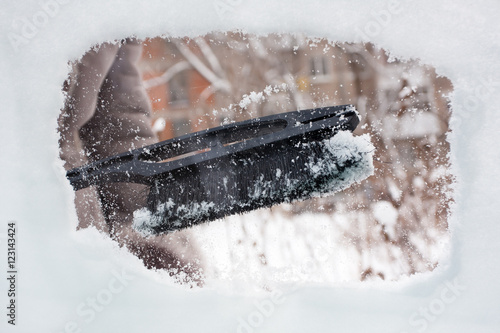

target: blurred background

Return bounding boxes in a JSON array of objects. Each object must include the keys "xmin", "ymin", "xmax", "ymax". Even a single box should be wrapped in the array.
[{"xmin": 137, "ymin": 33, "xmax": 453, "ymax": 285}]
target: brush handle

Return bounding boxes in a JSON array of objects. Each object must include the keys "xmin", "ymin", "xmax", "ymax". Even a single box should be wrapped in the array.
[{"xmin": 67, "ymin": 105, "xmax": 359, "ymax": 191}]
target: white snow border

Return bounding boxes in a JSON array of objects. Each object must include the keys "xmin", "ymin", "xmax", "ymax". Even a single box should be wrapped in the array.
[{"xmin": 2, "ymin": 0, "xmax": 500, "ymax": 332}]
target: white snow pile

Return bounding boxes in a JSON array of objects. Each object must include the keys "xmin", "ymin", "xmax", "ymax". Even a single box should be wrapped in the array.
[
  {"xmin": 372, "ymin": 200, "xmax": 399, "ymax": 239},
  {"xmin": 220, "ymin": 83, "xmax": 289, "ymax": 113},
  {"xmin": 1, "ymin": 1, "xmax": 500, "ymax": 333},
  {"xmin": 133, "ymin": 199, "xmax": 217, "ymax": 235},
  {"xmin": 307, "ymin": 131, "xmax": 374, "ymax": 195}
]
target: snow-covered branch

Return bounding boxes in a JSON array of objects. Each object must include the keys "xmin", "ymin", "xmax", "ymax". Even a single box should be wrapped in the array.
[
  {"xmin": 173, "ymin": 40, "xmax": 231, "ymax": 93},
  {"xmin": 143, "ymin": 61, "xmax": 192, "ymax": 89}
]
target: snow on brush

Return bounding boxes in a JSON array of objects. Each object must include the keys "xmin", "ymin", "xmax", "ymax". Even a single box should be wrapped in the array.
[
  {"xmin": 132, "ymin": 130, "xmax": 374, "ymax": 235},
  {"xmin": 1, "ymin": 1, "xmax": 500, "ymax": 333}
]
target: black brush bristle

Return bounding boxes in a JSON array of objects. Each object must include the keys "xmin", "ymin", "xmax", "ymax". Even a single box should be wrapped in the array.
[{"xmin": 133, "ymin": 131, "xmax": 374, "ymax": 235}]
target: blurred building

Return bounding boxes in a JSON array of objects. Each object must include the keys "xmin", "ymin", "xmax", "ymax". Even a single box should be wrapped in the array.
[{"xmin": 138, "ymin": 34, "xmax": 453, "ymax": 281}]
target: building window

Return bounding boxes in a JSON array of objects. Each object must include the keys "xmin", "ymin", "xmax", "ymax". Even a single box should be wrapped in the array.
[{"xmin": 310, "ymin": 56, "xmax": 330, "ymax": 77}]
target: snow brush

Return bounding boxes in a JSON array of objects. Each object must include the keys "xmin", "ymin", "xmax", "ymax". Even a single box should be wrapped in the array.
[{"xmin": 66, "ymin": 105, "xmax": 374, "ymax": 235}]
